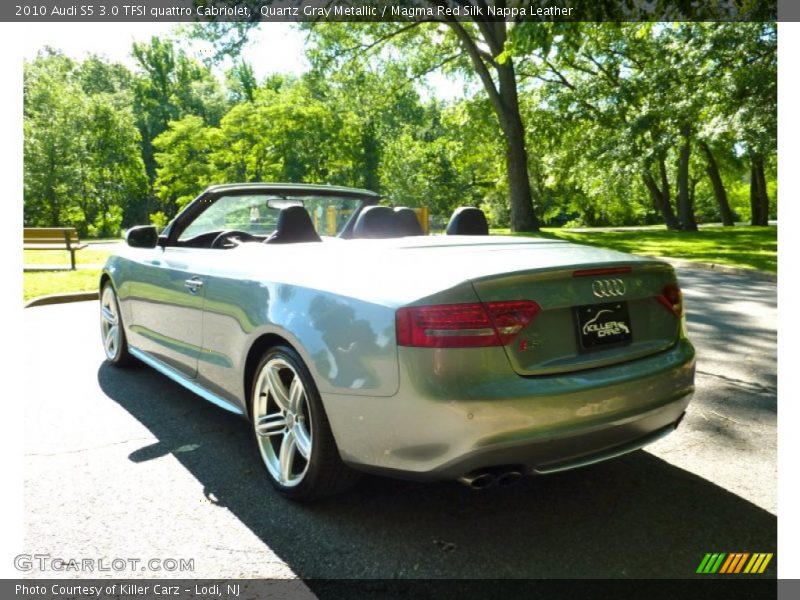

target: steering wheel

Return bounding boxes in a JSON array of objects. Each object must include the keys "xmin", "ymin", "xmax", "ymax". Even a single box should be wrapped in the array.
[{"xmin": 210, "ymin": 230, "xmax": 257, "ymax": 249}]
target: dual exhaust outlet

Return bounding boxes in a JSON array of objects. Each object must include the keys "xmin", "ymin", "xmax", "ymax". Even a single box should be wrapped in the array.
[{"xmin": 457, "ymin": 466, "xmax": 525, "ymax": 490}]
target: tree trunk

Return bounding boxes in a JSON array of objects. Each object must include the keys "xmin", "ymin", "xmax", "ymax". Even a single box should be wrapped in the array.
[
  {"xmin": 755, "ymin": 155, "xmax": 770, "ymax": 226},
  {"xmin": 699, "ymin": 141, "xmax": 735, "ymax": 226},
  {"xmin": 749, "ymin": 160, "xmax": 760, "ymax": 225},
  {"xmin": 496, "ymin": 61, "xmax": 539, "ymax": 232},
  {"xmin": 659, "ymin": 158, "xmax": 671, "ymax": 211},
  {"xmin": 362, "ymin": 123, "xmax": 381, "ymax": 193},
  {"xmin": 447, "ymin": 22, "xmax": 539, "ymax": 231},
  {"xmin": 643, "ymin": 171, "xmax": 680, "ymax": 230},
  {"xmin": 676, "ymin": 125, "xmax": 698, "ymax": 231},
  {"xmin": 504, "ymin": 118, "xmax": 539, "ymax": 231}
]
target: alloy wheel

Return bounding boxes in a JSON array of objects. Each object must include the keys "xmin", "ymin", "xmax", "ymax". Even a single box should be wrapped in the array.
[
  {"xmin": 253, "ymin": 357, "xmax": 313, "ymax": 487},
  {"xmin": 100, "ymin": 285, "xmax": 121, "ymax": 360}
]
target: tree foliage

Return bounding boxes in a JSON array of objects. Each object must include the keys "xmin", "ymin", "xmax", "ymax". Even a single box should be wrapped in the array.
[
  {"xmin": 24, "ymin": 50, "xmax": 147, "ymax": 237},
  {"xmin": 23, "ymin": 23, "xmax": 776, "ymax": 237}
]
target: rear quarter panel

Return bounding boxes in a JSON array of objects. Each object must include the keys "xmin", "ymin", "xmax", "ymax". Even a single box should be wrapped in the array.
[{"xmin": 196, "ymin": 274, "xmax": 401, "ymax": 412}]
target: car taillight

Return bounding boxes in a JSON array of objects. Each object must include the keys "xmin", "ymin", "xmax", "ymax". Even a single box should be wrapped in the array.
[
  {"xmin": 657, "ymin": 283, "xmax": 683, "ymax": 317},
  {"xmin": 396, "ymin": 300, "xmax": 540, "ymax": 348}
]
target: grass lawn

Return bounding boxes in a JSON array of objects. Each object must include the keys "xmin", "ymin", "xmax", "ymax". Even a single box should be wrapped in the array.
[
  {"xmin": 24, "ymin": 269, "xmax": 102, "ymax": 302},
  {"xmin": 23, "ymin": 248, "xmax": 111, "ymax": 302},
  {"xmin": 23, "ymin": 247, "xmax": 112, "ymax": 267},
  {"xmin": 493, "ymin": 226, "xmax": 777, "ymax": 273}
]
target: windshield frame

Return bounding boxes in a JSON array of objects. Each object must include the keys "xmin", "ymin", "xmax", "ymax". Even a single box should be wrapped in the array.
[{"xmin": 162, "ymin": 185, "xmax": 379, "ymax": 247}]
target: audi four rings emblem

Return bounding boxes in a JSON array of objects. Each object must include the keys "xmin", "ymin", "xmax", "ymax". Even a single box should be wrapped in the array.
[{"xmin": 592, "ymin": 278, "xmax": 626, "ymax": 298}]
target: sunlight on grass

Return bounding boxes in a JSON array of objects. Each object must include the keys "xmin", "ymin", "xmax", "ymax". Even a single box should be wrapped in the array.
[
  {"xmin": 24, "ymin": 269, "xmax": 101, "ymax": 302},
  {"xmin": 23, "ymin": 248, "xmax": 112, "ymax": 267},
  {"xmin": 492, "ymin": 226, "xmax": 776, "ymax": 273}
]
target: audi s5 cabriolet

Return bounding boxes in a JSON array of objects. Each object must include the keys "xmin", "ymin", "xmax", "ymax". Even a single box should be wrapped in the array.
[{"xmin": 100, "ymin": 183, "xmax": 695, "ymax": 500}]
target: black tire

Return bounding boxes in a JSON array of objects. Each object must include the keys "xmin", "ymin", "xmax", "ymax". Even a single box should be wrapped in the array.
[
  {"xmin": 100, "ymin": 282, "xmax": 136, "ymax": 367},
  {"xmin": 250, "ymin": 345, "xmax": 359, "ymax": 501}
]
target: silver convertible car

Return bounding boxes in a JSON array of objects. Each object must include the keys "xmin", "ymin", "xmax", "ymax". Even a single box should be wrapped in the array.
[{"xmin": 100, "ymin": 183, "xmax": 695, "ymax": 500}]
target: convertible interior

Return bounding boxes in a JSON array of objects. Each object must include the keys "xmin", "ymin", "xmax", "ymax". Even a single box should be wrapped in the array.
[{"xmin": 174, "ymin": 203, "xmax": 489, "ymax": 249}]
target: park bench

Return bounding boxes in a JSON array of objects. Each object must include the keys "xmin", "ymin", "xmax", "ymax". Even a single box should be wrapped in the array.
[{"xmin": 23, "ymin": 227, "xmax": 87, "ymax": 270}]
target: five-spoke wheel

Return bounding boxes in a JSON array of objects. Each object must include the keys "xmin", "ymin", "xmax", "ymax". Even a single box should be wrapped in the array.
[
  {"xmin": 250, "ymin": 346, "xmax": 359, "ymax": 500},
  {"xmin": 100, "ymin": 282, "xmax": 134, "ymax": 366},
  {"xmin": 253, "ymin": 356, "xmax": 313, "ymax": 487}
]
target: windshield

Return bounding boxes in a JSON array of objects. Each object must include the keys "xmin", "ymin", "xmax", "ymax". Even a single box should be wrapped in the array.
[{"xmin": 178, "ymin": 193, "xmax": 363, "ymax": 241}]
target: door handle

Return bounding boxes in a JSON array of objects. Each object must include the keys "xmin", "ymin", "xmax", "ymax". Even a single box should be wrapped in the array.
[{"xmin": 184, "ymin": 277, "xmax": 204, "ymax": 294}]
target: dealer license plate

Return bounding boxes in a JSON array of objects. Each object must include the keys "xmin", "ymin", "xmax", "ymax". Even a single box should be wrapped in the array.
[{"xmin": 574, "ymin": 301, "xmax": 633, "ymax": 352}]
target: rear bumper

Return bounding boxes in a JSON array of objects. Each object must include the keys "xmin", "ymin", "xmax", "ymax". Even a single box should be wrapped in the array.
[{"xmin": 322, "ymin": 339, "xmax": 695, "ymax": 480}]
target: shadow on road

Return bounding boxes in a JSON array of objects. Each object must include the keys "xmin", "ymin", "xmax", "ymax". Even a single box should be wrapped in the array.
[
  {"xmin": 98, "ymin": 362, "xmax": 776, "ymax": 579},
  {"xmin": 679, "ymin": 270, "xmax": 776, "ymax": 393}
]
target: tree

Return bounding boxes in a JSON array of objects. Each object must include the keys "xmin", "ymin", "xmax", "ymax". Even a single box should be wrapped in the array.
[
  {"xmin": 509, "ymin": 22, "xmax": 775, "ymax": 229},
  {"xmin": 441, "ymin": 20, "xmax": 541, "ymax": 231},
  {"xmin": 152, "ymin": 115, "xmax": 220, "ymax": 214},
  {"xmin": 226, "ymin": 61, "xmax": 258, "ymax": 103},
  {"xmin": 192, "ymin": 15, "xmax": 543, "ymax": 231},
  {"xmin": 24, "ymin": 51, "xmax": 82, "ymax": 229},
  {"xmin": 24, "ymin": 22, "xmax": 776, "ymax": 236},
  {"xmin": 24, "ymin": 50, "xmax": 147, "ymax": 235},
  {"xmin": 302, "ymin": 54, "xmax": 429, "ymax": 193},
  {"xmin": 720, "ymin": 23, "xmax": 776, "ymax": 225},
  {"xmin": 132, "ymin": 37, "xmax": 227, "ymax": 183},
  {"xmin": 82, "ymin": 94, "xmax": 148, "ymax": 236}
]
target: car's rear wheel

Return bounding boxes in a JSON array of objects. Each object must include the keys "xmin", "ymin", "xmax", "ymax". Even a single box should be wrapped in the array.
[
  {"xmin": 251, "ymin": 345, "xmax": 359, "ymax": 500},
  {"xmin": 100, "ymin": 282, "xmax": 135, "ymax": 366}
]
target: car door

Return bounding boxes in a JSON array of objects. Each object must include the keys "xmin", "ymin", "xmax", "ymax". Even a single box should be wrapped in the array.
[
  {"xmin": 125, "ymin": 245, "xmax": 206, "ymax": 378},
  {"xmin": 123, "ymin": 191, "xmax": 280, "ymax": 378}
]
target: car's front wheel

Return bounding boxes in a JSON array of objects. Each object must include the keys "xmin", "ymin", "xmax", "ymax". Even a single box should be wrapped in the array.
[
  {"xmin": 251, "ymin": 345, "xmax": 359, "ymax": 500},
  {"xmin": 100, "ymin": 282, "xmax": 135, "ymax": 366}
]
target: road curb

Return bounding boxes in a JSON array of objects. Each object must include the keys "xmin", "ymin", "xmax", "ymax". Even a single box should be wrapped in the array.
[
  {"xmin": 24, "ymin": 291, "xmax": 99, "ymax": 308},
  {"xmin": 659, "ymin": 257, "xmax": 777, "ymax": 282}
]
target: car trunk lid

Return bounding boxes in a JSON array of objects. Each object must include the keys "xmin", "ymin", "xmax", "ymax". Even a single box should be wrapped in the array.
[{"xmin": 470, "ymin": 261, "xmax": 681, "ymax": 376}]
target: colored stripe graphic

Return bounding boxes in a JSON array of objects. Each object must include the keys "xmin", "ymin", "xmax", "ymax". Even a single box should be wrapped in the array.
[
  {"xmin": 696, "ymin": 554, "xmax": 713, "ymax": 573},
  {"xmin": 697, "ymin": 553, "xmax": 727, "ymax": 573},
  {"xmin": 698, "ymin": 553, "xmax": 773, "ymax": 574},
  {"xmin": 744, "ymin": 553, "xmax": 774, "ymax": 574},
  {"xmin": 734, "ymin": 553, "xmax": 750, "ymax": 573},
  {"xmin": 719, "ymin": 554, "xmax": 735, "ymax": 573},
  {"xmin": 720, "ymin": 553, "xmax": 750, "ymax": 574}
]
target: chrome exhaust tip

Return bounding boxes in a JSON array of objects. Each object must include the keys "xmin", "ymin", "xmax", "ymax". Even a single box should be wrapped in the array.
[
  {"xmin": 496, "ymin": 470, "xmax": 524, "ymax": 488},
  {"xmin": 457, "ymin": 471, "xmax": 496, "ymax": 490}
]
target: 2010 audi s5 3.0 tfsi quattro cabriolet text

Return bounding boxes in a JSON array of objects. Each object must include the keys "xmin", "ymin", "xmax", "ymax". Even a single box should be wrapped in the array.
[{"xmin": 100, "ymin": 183, "xmax": 695, "ymax": 500}]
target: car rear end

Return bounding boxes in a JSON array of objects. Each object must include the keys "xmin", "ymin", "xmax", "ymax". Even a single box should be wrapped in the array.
[{"xmin": 330, "ymin": 243, "xmax": 695, "ymax": 484}]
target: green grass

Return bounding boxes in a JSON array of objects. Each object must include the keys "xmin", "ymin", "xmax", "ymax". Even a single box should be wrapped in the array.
[
  {"xmin": 24, "ymin": 269, "xmax": 102, "ymax": 302},
  {"xmin": 22, "ymin": 225, "xmax": 776, "ymax": 302},
  {"xmin": 23, "ymin": 248, "xmax": 112, "ymax": 267},
  {"xmin": 492, "ymin": 226, "xmax": 776, "ymax": 273},
  {"xmin": 23, "ymin": 248, "xmax": 111, "ymax": 301}
]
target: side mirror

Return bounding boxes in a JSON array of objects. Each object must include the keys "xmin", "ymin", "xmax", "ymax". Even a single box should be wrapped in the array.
[{"xmin": 126, "ymin": 225, "xmax": 159, "ymax": 248}]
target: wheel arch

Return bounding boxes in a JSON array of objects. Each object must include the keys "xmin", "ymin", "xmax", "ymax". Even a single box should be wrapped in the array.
[
  {"xmin": 99, "ymin": 271, "xmax": 112, "ymax": 293},
  {"xmin": 243, "ymin": 332, "xmax": 295, "ymax": 421}
]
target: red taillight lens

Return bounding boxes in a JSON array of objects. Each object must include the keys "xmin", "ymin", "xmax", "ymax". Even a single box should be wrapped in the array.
[
  {"xmin": 657, "ymin": 283, "xmax": 683, "ymax": 317},
  {"xmin": 396, "ymin": 300, "xmax": 540, "ymax": 348},
  {"xmin": 487, "ymin": 301, "xmax": 542, "ymax": 344}
]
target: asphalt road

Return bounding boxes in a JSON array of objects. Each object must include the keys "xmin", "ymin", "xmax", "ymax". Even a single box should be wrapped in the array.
[{"xmin": 22, "ymin": 267, "xmax": 776, "ymax": 579}]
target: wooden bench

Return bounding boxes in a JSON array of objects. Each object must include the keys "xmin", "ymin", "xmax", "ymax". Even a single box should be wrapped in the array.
[{"xmin": 23, "ymin": 227, "xmax": 88, "ymax": 270}]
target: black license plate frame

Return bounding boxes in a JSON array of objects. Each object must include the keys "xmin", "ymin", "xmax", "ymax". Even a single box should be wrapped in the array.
[{"xmin": 574, "ymin": 301, "xmax": 633, "ymax": 352}]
